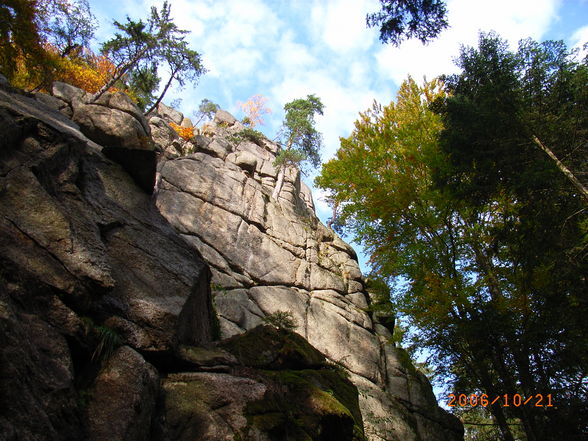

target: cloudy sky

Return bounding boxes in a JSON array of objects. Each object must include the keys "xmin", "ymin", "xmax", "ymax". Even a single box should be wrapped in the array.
[{"xmin": 89, "ymin": 0, "xmax": 588, "ymax": 267}]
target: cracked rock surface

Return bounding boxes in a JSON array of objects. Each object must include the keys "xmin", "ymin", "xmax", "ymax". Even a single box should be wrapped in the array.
[
  {"xmin": 154, "ymin": 107, "xmax": 463, "ymax": 441},
  {"xmin": 0, "ymin": 80, "xmax": 463, "ymax": 441}
]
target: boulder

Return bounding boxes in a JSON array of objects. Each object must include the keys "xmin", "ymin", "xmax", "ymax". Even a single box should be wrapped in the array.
[
  {"xmin": 0, "ymin": 86, "xmax": 214, "ymax": 355},
  {"xmin": 219, "ymin": 325, "xmax": 327, "ymax": 369},
  {"xmin": 158, "ymin": 372, "xmax": 267, "ymax": 441},
  {"xmin": 0, "ymin": 289, "xmax": 81, "ymax": 441},
  {"xmin": 72, "ymin": 100, "xmax": 151, "ymax": 150},
  {"xmin": 180, "ymin": 116, "xmax": 193, "ymax": 128},
  {"xmin": 149, "ymin": 116, "xmax": 179, "ymax": 152},
  {"xmin": 226, "ymin": 150, "xmax": 258, "ymax": 174},
  {"xmin": 213, "ymin": 109, "xmax": 237, "ymax": 126},
  {"xmin": 157, "ymin": 102, "xmax": 183, "ymax": 124},
  {"xmin": 52, "ymin": 81, "xmax": 87, "ymax": 104},
  {"xmin": 158, "ymin": 326, "xmax": 364, "ymax": 441},
  {"xmin": 86, "ymin": 346, "xmax": 159, "ymax": 441},
  {"xmin": 34, "ymin": 92, "xmax": 69, "ymax": 112},
  {"xmin": 92, "ymin": 91, "xmax": 150, "ymax": 134}
]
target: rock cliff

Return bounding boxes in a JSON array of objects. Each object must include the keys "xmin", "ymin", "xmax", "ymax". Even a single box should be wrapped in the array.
[
  {"xmin": 0, "ymin": 79, "xmax": 463, "ymax": 441},
  {"xmin": 153, "ymin": 102, "xmax": 463, "ymax": 441}
]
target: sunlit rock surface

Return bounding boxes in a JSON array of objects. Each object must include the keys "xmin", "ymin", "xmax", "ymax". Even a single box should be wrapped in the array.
[
  {"xmin": 154, "ymin": 106, "xmax": 463, "ymax": 441},
  {"xmin": 0, "ymin": 79, "xmax": 462, "ymax": 441}
]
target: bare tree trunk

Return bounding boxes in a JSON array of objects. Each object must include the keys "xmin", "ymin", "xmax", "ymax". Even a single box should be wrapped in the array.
[
  {"xmin": 272, "ymin": 166, "xmax": 285, "ymax": 200},
  {"xmin": 532, "ymin": 135, "xmax": 588, "ymax": 204},
  {"xmin": 91, "ymin": 48, "xmax": 150, "ymax": 102},
  {"xmin": 144, "ymin": 68, "xmax": 177, "ymax": 115}
]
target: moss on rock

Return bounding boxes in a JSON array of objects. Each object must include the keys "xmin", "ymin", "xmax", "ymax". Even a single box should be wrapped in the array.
[
  {"xmin": 219, "ymin": 325, "xmax": 327, "ymax": 370},
  {"xmin": 245, "ymin": 369, "xmax": 364, "ymax": 441}
]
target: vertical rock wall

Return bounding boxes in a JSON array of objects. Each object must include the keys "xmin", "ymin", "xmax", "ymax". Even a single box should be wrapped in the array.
[{"xmin": 154, "ymin": 109, "xmax": 463, "ymax": 441}]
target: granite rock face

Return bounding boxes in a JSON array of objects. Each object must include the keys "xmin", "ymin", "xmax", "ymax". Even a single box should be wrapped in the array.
[
  {"xmin": 0, "ymin": 84, "xmax": 213, "ymax": 440},
  {"xmin": 154, "ymin": 107, "xmax": 463, "ymax": 441},
  {"xmin": 157, "ymin": 325, "xmax": 364, "ymax": 441},
  {"xmin": 0, "ymin": 80, "xmax": 462, "ymax": 441}
]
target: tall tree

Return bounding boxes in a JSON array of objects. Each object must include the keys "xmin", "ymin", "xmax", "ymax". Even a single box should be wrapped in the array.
[
  {"xmin": 143, "ymin": 3, "xmax": 205, "ymax": 115},
  {"xmin": 433, "ymin": 34, "xmax": 588, "ymax": 439},
  {"xmin": 37, "ymin": 0, "xmax": 97, "ymax": 57},
  {"xmin": 272, "ymin": 94, "xmax": 324, "ymax": 200},
  {"xmin": 95, "ymin": 1, "xmax": 204, "ymax": 104},
  {"xmin": 0, "ymin": 0, "xmax": 47, "ymax": 84},
  {"xmin": 367, "ymin": 0, "xmax": 448, "ymax": 45},
  {"xmin": 317, "ymin": 69, "xmax": 588, "ymax": 441}
]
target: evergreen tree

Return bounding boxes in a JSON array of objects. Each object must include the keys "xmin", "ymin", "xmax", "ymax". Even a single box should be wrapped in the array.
[
  {"xmin": 367, "ymin": 0, "xmax": 448, "ymax": 45},
  {"xmin": 272, "ymin": 94, "xmax": 324, "ymax": 200},
  {"xmin": 317, "ymin": 61, "xmax": 588, "ymax": 440},
  {"xmin": 95, "ymin": 1, "xmax": 204, "ymax": 105}
]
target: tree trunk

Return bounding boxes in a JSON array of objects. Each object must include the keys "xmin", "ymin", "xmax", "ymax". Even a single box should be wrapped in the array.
[
  {"xmin": 91, "ymin": 47, "xmax": 150, "ymax": 102},
  {"xmin": 472, "ymin": 360, "xmax": 515, "ymax": 441},
  {"xmin": 272, "ymin": 166, "xmax": 285, "ymax": 200},
  {"xmin": 144, "ymin": 68, "xmax": 178, "ymax": 115},
  {"xmin": 532, "ymin": 135, "xmax": 588, "ymax": 204}
]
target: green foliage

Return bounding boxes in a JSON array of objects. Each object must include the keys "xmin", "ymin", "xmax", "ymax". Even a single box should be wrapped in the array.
[
  {"xmin": 433, "ymin": 34, "xmax": 588, "ymax": 439},
  {"xmin": 279, "ymin": 93, "xmax": 324, "ymax": 169},
  {"xmin": 38, "ymin": 0, "xmax": 97, "ymax": 57},
  {"xmin": 273, "ymin": 148, "xmax": 306, "ymax": 168},
  {"xmin": 317, "ymin": 53, "xmax": 588, "ymax": 440},
  {"xmin": 144, "ymin": 2, "xmax": 206, "ymax": 114},
  {"xmin": 262, "ymin": 310, "xmax": 298, "ymax": 331},
  {"xmin": 91, "ymin": 325, "xmax": 122, "ymax": 363},
  {"xmin": 193, "ymin": 98, "xmax": 220, "ymax": 125},
  {"xmin": 367, "ymin": 0, "xmax": 448, "ymax": 46},
  {"xmin": 125, "ymin": 62, "xmax": 160, "ymax": 110},
  {"xmin": 97, "ymin": 1, "xmax": 205, "ymax": 105},
  {"xmin": 228, "ymin": 127, "xmax": 266, "ymax": 146}
]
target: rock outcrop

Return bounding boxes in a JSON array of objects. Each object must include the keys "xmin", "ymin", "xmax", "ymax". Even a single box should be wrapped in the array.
[
  {"xmin": 153, "ymin": 101, "xmax": 463, "ymax": 441},
  {"xmin": 0, "ymin": 80, "xmax": 463, "ymax": 441}
]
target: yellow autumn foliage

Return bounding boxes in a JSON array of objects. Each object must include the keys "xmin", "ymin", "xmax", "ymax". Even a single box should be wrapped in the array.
[
  {"xmin": 10, "ymin": 44, "xmax": 125, "ymax": 97},
  {"xmin": 169, "ymin": 122, "xmax": 194, "ymax": 141},
  {"xmin": 53, "ymin": 52, "xmax": 116, "ymax": 93}
]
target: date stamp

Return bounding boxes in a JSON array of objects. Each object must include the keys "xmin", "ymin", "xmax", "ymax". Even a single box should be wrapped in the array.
[{"xmin": 447, "ymin": 393, "xmax": 554, "ymax": 408}]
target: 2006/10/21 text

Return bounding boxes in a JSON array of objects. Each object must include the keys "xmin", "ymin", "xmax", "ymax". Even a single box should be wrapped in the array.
[{"xmin": 447, "ymin": 393, "xmax": 554, "ymax": 408}]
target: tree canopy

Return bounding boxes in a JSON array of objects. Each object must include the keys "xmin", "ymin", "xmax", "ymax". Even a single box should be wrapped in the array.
[
  {"xmin": 1, "ymin": 0, "xmax": 51, "ymax": 85},
  {"xmin": 317, "ymin": 34, "xmax": 588, "ymax": 441},
  {"xmin": 272, "ymin": 94, "xmax": 324, "ymax": 199},
  {"xmin": 367, "ymin": 0, "xmax": 448, "ymax": 45},
  {"xmin": 96, "ymin": 1, "xmax": 204, "ymax": 108}
]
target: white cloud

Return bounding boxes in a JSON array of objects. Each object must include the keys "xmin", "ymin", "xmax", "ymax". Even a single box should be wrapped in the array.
[
  {"xmin": 570, "ymin": 25, "xmax": 588, "ymax": 49},
  {"xmin": 274, "ymin": 31, "xmax": 318, "ymax": 75},
  {"xmin": 310, "ymin": 0, "xmax": 380, "ymax": 53},
  {"xmin": 375, "ymin": 0, "xmax": 562, "ymax": 85}
]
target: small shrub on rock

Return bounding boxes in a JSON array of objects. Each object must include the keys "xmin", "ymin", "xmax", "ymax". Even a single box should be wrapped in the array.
[
  {"xmin": 228, "ymin": 127, "xmax": 266, "ymax": 146},
  {"xmin": 262, "ymin": 310, "xmax": 298, "ymax": 331}
]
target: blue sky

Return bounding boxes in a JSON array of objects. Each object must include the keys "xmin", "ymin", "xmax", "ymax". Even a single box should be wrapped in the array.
[{"xmin": 89, "ymin": 0, "xmax": 588, "ymax": 272}]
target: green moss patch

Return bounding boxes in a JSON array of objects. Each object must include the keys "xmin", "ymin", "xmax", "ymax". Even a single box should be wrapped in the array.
[
  {"xmin": 245, "ymin": 369, "xmax": 364, "ymax": 441},
  {"xmin": 219, "ymin": 325, "xmax": 327, "ymax": 370}
]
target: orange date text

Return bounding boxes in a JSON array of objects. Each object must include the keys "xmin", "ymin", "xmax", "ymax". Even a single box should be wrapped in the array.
[{"xmin": 447, "ymin": 393, "xmax": 554, "ymax": 408}]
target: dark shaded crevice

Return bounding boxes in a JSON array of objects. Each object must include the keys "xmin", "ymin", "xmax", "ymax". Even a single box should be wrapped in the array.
[{"xmin": 97, "ymin": 221, "xmax": 125, "ymax": 243}]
